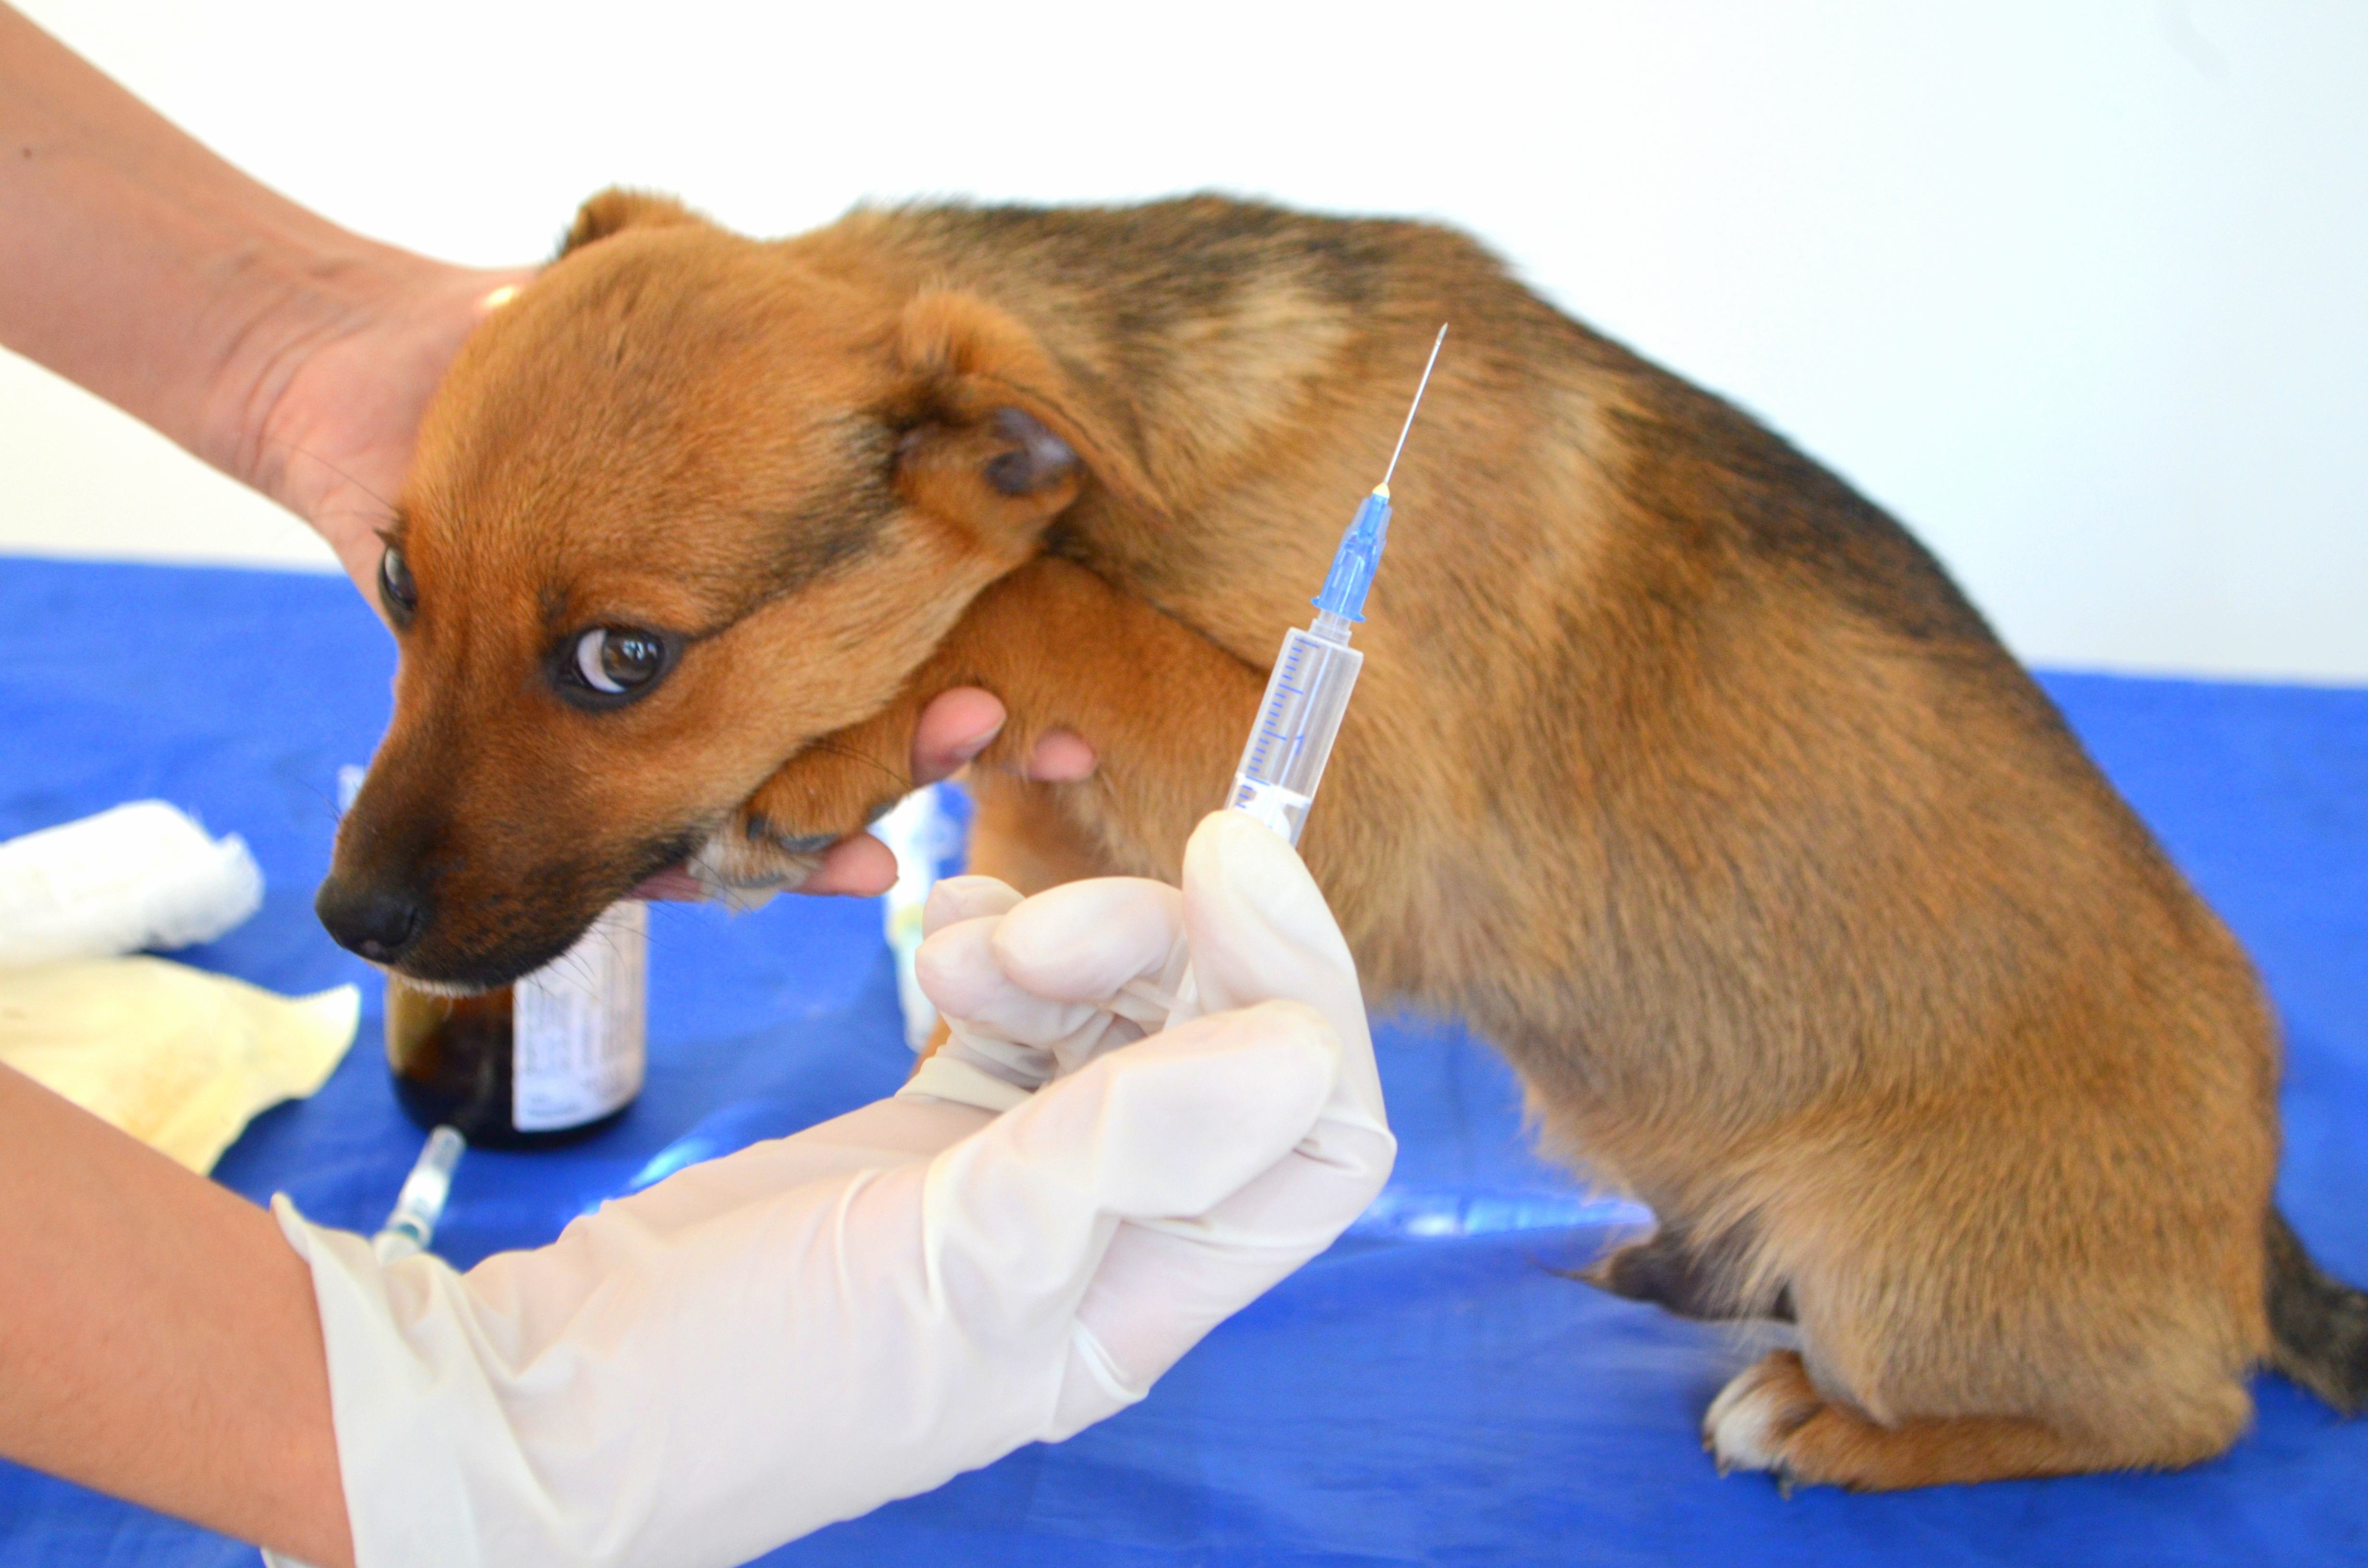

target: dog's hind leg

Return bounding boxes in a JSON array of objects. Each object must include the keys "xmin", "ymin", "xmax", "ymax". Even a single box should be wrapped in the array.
[
  {"xmin": 1691, "ymin": 1114, "xmax": 2268, "ymax": 1490},
  {"xmin": 1702, "ymin": 1349, "xmax": 2250, "ymax": 1489}
]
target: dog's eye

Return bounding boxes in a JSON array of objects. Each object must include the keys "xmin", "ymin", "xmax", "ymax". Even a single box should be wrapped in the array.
[
  {"xmin": 571, "ymin": 627, "xmax": 669, "ymax": 697},
  {"xmin": 378, "ymin": 546, "xmax": 418, "ymax": 625}
]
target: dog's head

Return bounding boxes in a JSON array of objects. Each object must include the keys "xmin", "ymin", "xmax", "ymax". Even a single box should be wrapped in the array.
[{"xmin": 316, "ymin": 189, "xmax": 1151, "ymax": 989}]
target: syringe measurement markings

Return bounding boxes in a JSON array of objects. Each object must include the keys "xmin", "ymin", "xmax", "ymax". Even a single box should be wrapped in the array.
[
  {"xmin": 1259, "ymin": 643, "xmax": 1317, "ymax": 777},
  {"xmin": 1246, "ymin": 665, "xmax": 1311, "ymax": 778},
  {"xmin": 1249, "ymin": 718, "xmax": 1305, "ymax": 777}
]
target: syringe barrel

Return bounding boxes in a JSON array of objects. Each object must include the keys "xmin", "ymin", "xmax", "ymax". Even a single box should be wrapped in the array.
[
  {"xmin": 1226, "ymin": 624, "xmax": 1363, "ymax": 845},
  {"xmin": 371, "ymin": 1124, "xmax": 466, "ymax": 1263}
]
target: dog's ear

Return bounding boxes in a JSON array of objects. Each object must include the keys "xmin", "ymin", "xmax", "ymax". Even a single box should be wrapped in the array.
[
  {"xmin": 890, "ymin": 290, "xmax": 1167, "ymax": 555},
  {"xmin": 558, "ymin": 187, "xmax": 703, "ymax": 257}
]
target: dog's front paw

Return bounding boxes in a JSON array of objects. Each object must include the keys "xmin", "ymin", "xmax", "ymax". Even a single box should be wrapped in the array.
[
  {"xmin": 1704, "ymin": 1350, "xmax": 1824, "ymax": 1488},
  {"xmin": 690, "ymin": 737, "xmax": 914, "ymax": 907},
  {"xmin": 683, "ymin": 808, "xmax": 839, "ymax": 911}
]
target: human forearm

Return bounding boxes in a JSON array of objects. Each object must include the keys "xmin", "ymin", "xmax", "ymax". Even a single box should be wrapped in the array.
[
  {"xmin": 0, "ymin": 1066, "xmax": 354, "ymax": 1568},
  {"xmin": 0, "ymin": 4, "xmax": 522, "ymax": 588},
  {"xmin": 1, "ymin": 6, "xmax": 376, "ymax": 463}
]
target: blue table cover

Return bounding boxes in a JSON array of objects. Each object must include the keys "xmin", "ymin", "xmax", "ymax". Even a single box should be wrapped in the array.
[{"xmin": 1, "ymin": 554, "xmax": 2362, "ymax": 1566}]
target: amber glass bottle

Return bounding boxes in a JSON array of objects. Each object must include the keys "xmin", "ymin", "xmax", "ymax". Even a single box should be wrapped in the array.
[{"xmin": 385, "ymin": 902, "xmax": 648, "ymax": 1148}]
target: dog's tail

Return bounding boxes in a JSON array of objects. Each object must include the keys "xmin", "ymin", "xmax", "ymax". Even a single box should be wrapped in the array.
[{"xmin": 2267, "ymin": 1207, "xmax": 2368, "ymax": 1413}]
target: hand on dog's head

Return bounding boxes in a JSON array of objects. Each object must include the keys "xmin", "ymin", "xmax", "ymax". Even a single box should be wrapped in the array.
[{"xmin": 317, "ymin": 188, "xmax": 1141, "ymax": 989}]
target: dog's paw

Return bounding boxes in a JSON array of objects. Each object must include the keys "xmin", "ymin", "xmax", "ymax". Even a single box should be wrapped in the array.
[
  {"xmin": 683, "ymin": 809, "xmax": 838, "ymax": 910},
  {"xmin": 689, "ymin": 739, "xmax": 913, "ymax": 907},
  {"xmin": 1704, "ymin": 1350, "xmax": 1824, "ymax": 1488}
]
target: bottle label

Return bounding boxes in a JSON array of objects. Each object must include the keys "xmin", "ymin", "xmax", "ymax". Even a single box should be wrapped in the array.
[{"xmin": 512, "ymin": 902, "xmax": 648, "ymax": 1132}]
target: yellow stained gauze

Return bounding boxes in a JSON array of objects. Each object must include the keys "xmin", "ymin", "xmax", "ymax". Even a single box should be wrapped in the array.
[{"xmin": 0, "ymin": 957, "xmax": 358, "ymax": 1173}]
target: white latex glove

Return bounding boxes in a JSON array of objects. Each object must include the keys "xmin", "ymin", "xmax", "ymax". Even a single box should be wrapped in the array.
[
  {"xmin": 915, "ymin": 811, "xmax": 1394, "ymax": 1378},
  {"xmin": 274, "ymin": 810, "xmax": 1392, "ymax": 1568}
]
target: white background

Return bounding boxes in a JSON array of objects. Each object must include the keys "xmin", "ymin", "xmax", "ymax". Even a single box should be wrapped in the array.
[{"xmin": 3, "ymin": 0, "xmax": 2362, "ymax": 682}]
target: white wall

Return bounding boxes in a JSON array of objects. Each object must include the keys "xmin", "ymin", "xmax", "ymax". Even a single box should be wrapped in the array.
[{"xmin": 4, "ymin": 0, "xmax": 2363, "ymax": 682}]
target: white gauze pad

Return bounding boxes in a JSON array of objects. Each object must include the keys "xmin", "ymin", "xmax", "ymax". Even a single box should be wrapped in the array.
[{"xmin": 0, "ymin": 800, "xmax": 264, "ymax": 967}]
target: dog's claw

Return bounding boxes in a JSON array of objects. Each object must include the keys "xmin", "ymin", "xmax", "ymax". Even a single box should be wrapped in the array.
[{"xmin": 743, "ymin": 812, "xmax": 835, "ymax": 856}]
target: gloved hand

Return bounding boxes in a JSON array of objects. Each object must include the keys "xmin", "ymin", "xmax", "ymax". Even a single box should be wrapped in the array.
[
  {"xmin": 275, "ymin": 811, "xmax": 1392, "ymax": 1568},
  {"xmin": 912, "ymin": 811, "xmax": 1394, "ymax": 1379}
]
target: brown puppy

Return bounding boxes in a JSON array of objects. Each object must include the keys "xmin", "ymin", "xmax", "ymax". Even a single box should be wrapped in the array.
[{"xmin": 320, "ymin": 190, "xmax": 2368, "ymax": 1488}]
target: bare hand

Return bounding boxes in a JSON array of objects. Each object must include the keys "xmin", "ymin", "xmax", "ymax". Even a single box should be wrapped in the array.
[{"xmin": 215, "ymin": 262, "xmax": 533, "ymax": 602}]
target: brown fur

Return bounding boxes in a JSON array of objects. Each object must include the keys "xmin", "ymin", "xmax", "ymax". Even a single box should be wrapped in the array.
[{"xmin": 321, "ymin": 190, "xmax": 2367, "ymax": 1487}]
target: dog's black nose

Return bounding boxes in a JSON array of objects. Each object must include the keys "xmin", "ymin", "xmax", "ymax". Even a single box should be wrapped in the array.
[{"xmin": 315, "ymin": 878, "xmax": 429, "ymax": 963}]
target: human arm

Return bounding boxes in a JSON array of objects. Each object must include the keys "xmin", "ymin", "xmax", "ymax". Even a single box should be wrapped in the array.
[
  {"xmin": 0, "ymin": 2, "xmax": 521, "ymax": 595},
  {"xmin": 0, "ymin": 812, "xmax": 1381, "ymax": 1568},
  {"xmin": 0, "ymin": 684, "xmax": 1069, "ymax": 1567},
  {"xmin": 283, "ymin": 811, "xmax": 1389, "ymax": 1567},
  {"xmin": 0, "ymin": 685, "xmax": 1078, "ymax": 1568},
  {"xmin": 0, "ymin": 1065, "xmax": 356, "ymax": 1567}
]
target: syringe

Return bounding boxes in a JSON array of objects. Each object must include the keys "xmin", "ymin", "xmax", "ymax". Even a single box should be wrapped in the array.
[
  {"xmin": 371, "ymin": 1124, "xmax": 466, "ymax": 1263},
  {"xmin": 1223, "ymin": 324, "xmax": 1446, "ymax": 845},
  {"xmin": 1152, "ymin": 327, "xmax": 1445, "ymax": 1034}
]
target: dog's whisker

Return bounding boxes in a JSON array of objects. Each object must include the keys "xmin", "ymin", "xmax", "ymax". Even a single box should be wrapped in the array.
[{"xmin": 296, "ymin": 777, "xmax": 346, "ymax": 828}]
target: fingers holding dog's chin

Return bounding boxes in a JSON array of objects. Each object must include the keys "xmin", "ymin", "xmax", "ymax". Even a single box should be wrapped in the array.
[{"xmin": 797, "ymin": 833, "xmax": 900, "ymax": 897}]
